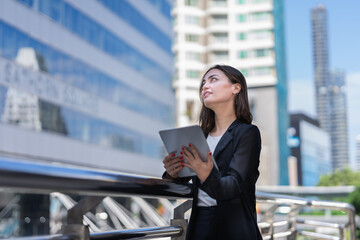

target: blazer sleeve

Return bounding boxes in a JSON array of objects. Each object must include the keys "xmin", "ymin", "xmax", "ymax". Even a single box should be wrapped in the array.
[
  {"xmin": 162, "ymin": 171, "xmax": 192, "ymax": 184},
  {"xmin": 200, "ymin": 125, "xmax": 261, "ymax": 201}
]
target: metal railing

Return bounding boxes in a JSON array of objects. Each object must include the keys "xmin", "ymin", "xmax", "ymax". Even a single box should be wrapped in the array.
[{"xmin": 0, "ymin": 157, "xmax": 357, "ymax": 240}]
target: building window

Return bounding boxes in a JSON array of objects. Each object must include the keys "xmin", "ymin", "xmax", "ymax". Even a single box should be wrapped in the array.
[
  {"xmin": 186, "ymin": 51, "xmax": 201, "ymax": 61},
  {"xmin": 212, "ymin": 0, "xmax": 227, "ymax": 6},
  {"xmin": 212, "ymin": 33, "xmax": 228, "ymax": 42},
  {"xmin": 253, "ymin": 67, "xmax": 271, "ymax": 76},
  {"xmin": 185, "ymin": 34, "xmax": 199, "ymax": 42},
  {"xmin": 237, "ymin": 32, "xmax": 247, "ymax": 40},
  {"xmin": 187, "ymin": 70, "xmax": 201, "ymax": 79},
  {"xmin": 213, "ymin": 51, "xmax": 229, "ymax": 60},
  {"xmin": 250, "ymin": 30, "xmax": 272, "ymax": 40},
  {"xmin": 255, "ymin": 49, "xmax": 271, "ymax": 57},
  {"xmin": 185, "ymin": 0, "xmax": 198, "ymax": 6},
  {"xmin": 251, "ymin": 12, "xmax": 271, "ymax": 22},
  {"xmin": 185, "ymin": 15, "xmax": 200, "ymax": 25},
  {"xmin": 237, "ymin": 14, "xmax": 247, "ymax": 22},
  {"xmin": 212, "ymin": 14, "xmax": 228, "ymax": 24},
  {"xmin": 238, "ymin": 50, "xmax": 248, "ymax": 59},
  {"xmin": 240, "ymin": 69, "xmax": 249, "ymax": 77},
  {"xmin": 237, "ymin": 0, "xmax": 246, "ymax": 4},
  {"xmin": 174, "ymin": 53, "xmax": 178, "ymax": 62},
  {"xmin": 186, "ymin": 100, "xmax": 195, "ymax": 120}
]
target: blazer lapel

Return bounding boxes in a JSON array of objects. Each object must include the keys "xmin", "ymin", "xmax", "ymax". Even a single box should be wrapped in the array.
[
  {"xmin": 213, "ymin": 130, "xmax": 232, "ymax": 161},
  {"xmin": 208, "ymin": 119, "xmax": 240, "ymax": 163}
]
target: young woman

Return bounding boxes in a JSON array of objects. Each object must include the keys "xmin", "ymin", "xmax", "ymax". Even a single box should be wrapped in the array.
[{"xmin": 163, "ymin": 65, "xmax": 262, "ymax": 240}]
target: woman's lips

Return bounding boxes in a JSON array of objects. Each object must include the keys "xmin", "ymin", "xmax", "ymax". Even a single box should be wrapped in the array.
[{"xmin": 202, "ymin": 91, "xmax": 211, "ymax": 98}]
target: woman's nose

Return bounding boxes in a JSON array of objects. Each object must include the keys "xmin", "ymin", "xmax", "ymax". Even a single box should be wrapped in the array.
[{"xmin": 203, "ymin": 82, "xmax": 210, "ymax": 89}]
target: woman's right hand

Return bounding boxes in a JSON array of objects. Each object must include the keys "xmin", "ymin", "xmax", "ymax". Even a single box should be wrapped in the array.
[{"xmin": 163, "ymin": 153, "xmax": 185, "ymax": 178}]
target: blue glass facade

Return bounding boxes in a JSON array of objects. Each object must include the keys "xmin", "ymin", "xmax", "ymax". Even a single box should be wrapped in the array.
[
  {"xmin": 273, "ymin": 0, "xmax": 290, "ymax": 185},
  {"xmin": 97, "ymin": 0, "xmax": 172, "ymax": 52},
  {"xmin": 0, "ymin": 21, "xmax": 172, "ymax": 124},
  {"xmin": 16, "ymin": 0, "xmax": 172, "ymax": 85},
  {"xmin": 0, "ymin": 85, "xmax": 162, "ymax": 158},
  {"xmin": 0, "ymin": 0, "xmax": 174, "ymax": 160}
]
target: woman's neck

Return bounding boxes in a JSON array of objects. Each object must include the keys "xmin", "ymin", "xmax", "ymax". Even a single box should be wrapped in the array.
[{"xmin": 211, "ymin": 108, "xmax": 236, "ymax": 136}]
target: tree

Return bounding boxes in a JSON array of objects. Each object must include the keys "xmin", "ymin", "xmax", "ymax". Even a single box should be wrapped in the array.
[
  {"xmin": 349, "ymin": 185, "xmax": 360, "ymax": 215},
  {"xmin": 317, "ymin": 167, "xmax": 360, "ymax": 186}
]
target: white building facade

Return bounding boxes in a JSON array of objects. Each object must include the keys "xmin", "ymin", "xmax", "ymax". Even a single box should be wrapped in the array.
[
  {"xmin": 173, "ymin": 0, "xmax": 289, "ymax": 185},
  {"xmin": 0, "ymin": 0, "xmax": 175, "ymax": 177}
]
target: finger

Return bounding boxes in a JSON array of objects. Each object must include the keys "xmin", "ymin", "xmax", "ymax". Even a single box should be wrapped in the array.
[
  {"xmin": 181, "ymin": 147, "xmax": 192, "ymax": 160},
  {"xmin": 163, "ymin": 153, "xmax": 174, "ymax": 164},
  {"xmin": 168, "ymin": 162, "xmax": 185, "ymax": 174},
  {"xmin": 168, "ymin": 158, "xmax": 184, "ymax": 169},
  {"xmin": 188, "ymin": 143, "xmax": 200, "ymax": 160},
  {"xmin": 207, "ymin": 152, "xmax": 213, "ymax": 167},
  {"xmin": 164, "ymin": 156, "xmax": 183, "ymax": 168}
]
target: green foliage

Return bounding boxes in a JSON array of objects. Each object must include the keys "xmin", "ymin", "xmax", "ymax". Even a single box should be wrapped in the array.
[
  {"xmin": 349, "ymin": 185, "xmax": 360, "ymax": 216},
  {"xmin": 317, "ymin": 167, "xmax": 360, "ymax": 186}
]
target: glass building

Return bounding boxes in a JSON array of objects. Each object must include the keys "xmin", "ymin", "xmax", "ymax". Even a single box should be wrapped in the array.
[
  {"xmin": 289, "ymin": 113, "xmax": 331, "ymax": 186},
  {"xmin": 173, "ymin": 0, "xmax": 289, "ymax": 185},
  {"xmin": 0, "ymin": 0, "xmax": 174, "ymax": 177},
  {"xmin": 311, "ymin": 5, "xmax": 349, "ymax": 170}
]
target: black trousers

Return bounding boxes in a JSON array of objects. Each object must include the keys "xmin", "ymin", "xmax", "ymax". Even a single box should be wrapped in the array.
[{"xmin": 186, "ymin": 206, "xmax": 217, "ymax": 240}]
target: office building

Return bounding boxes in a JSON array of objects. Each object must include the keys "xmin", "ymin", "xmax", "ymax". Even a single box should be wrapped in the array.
[
  {"xmin": 311, "ymin": 5, "xmax": 349, "ymax": 170},
  {"xmin": 329, "ymin": 70, "xmax": 349, "ymax": 169},
  {"xmin": 0, "ymin": 0, "xmax": 175, "ymax": 177},
  {"xmin": 311, "ymin": 4, "xmax": 331, "ymax": 133},
  {"xmin": 289, "ymin": 113, "xmax": 331, "ymax": 186},
  {"xmin": 173, "ymin": 0, "xmax": 289, "ymax": 185}
]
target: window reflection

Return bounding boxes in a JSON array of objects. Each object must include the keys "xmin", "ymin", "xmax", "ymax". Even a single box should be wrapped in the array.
[
  {"xmin": 0, "ymin": 84, "xmax": 162, "ymax": 158},
  {"xmin": 15, "ymin": 0, "xmax": 172, "ymax": 84},
  {"xmin": 0, "ymin": 21, "xmax": 173, "ymax": 124}
]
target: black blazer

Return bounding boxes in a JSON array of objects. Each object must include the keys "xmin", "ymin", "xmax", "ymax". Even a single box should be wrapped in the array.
[{"xmin": 187, "ymin": 120, "xmax": 262, "ymax": 240}]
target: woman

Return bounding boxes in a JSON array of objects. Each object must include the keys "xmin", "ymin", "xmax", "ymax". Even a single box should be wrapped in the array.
[{"xmin": 163, "ymin": 65, "xmax": 262, "ymax": 240}]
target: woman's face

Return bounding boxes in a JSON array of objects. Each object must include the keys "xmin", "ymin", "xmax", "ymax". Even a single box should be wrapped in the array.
[{"xmin": 201, "ymin": 69, "xmax": 240, "ymax": 109}]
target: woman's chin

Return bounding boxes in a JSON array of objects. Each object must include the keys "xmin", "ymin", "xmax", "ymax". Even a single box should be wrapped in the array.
[{"xmin": 204, "ymin": 100, "xmax": 214, "ymax": 109}]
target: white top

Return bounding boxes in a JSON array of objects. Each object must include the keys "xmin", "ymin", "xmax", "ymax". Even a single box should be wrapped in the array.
[{"xmin": 197, "ymin": 134, "xmax": 222, "ymax": 207}]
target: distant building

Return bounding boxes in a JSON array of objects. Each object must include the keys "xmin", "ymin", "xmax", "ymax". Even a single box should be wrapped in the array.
[
  {"xmin": 312, "ymin": 4, "xmax": 331, "ymax": 133},
  {"xmin": 311, "ymin": 5, "xmax": 349, "ymax": 170},
  {"xmin": 356, "ymin": 135, "xmax": 360, "ymax": 171},
  {"xmin": 329, "ymin": 70, "xmax": 349, "ymax": 169},
  {"xmin": 173, "ymin": 0, "xmax": 289, "ymax": 185},
  {"xmin": 289, "ymin": 113, "xmax": 331, "ymax": 186},
  {"xmin": 0, "ymin": 0, "xmax": 174, "ymax": 177}
]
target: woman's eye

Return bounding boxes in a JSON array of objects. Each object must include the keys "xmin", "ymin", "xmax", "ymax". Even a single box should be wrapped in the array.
[{"xmin": 211, "ymin": 78, "xmax": 217, "ymax": 82}]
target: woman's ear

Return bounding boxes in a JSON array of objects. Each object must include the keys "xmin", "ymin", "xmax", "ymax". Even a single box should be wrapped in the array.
[{"xmin": 233, "ymin": 83, "xmax": 241, "ymax": 95}]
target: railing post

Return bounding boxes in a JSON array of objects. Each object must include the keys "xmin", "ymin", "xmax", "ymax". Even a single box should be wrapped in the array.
[
  {"xmin": 170, "ymin": 200, "xmax": 192, "ymax": 240},
  {"xmin": 263, "ymin": 203, "xmax": 278, "ymax": 239},
  {"xmin": 287, "ymin": 205, "xmax": 299, "ymax": 240},
  {"xmin": 61, "ymin": 196, "xmax": 105, "ymax": 240}
]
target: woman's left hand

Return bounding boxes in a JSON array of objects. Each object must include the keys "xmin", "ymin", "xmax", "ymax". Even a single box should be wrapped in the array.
[{"xmin": 181, "ymin": 143, "xmax": 213, "ymax": 183}]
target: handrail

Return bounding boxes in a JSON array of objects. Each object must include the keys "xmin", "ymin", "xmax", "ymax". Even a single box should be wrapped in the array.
[
  {"xmin": 0, "ymin": 157, "xmax": 357, "ymax": 240},
  {"xmin": 0, "ymin": 157, "xmax": 192, "ymax": 199}
]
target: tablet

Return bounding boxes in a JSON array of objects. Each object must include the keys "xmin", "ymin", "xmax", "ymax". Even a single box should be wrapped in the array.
[{"xmin": 159, "ymin": 125, "xmax": 217, "ymax": 177}]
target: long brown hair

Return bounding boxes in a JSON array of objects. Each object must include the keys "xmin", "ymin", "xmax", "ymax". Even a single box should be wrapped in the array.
[{"xmin": 199, "ymin": 65, "xmax": 253, "ymax": 134}]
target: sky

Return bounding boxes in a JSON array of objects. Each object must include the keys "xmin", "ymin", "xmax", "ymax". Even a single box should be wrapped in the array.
[{"xmin": 284, "ymin": 0, "xmax": 360, "ymax": 167}]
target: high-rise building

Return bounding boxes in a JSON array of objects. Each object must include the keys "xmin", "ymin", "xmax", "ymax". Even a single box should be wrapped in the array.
[
  {"xmin": 311, "ymin": 5, "xmax": 349, "ymax": 170},
  {"xmin": 289, "ymin": 113, "xmax": 331, "ymax": 186},
  {"xmin": 356, "ymin": 135, "xmax": 360, "ymax": 171},
  {"xmin": 173, "ymin": 0, "xmax": 289, "ymax": 185},
  {"xmin": 311, "ymin": 4, "xmax": 331, "ymax": 132},
  {"xmin": 0, "ymin": 0, "xmax": 175, "ymax": 177},
  {"xmin": 329, "ymin": 70, "xmax": 349, "ymax": 169}
]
